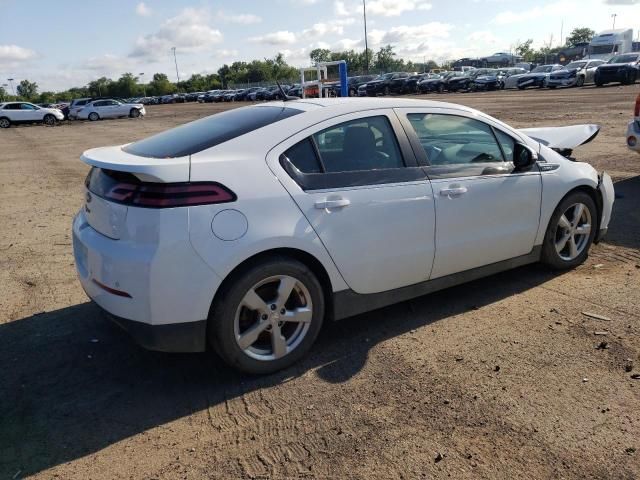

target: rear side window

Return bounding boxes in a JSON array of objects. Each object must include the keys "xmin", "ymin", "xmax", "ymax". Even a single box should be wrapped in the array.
[{"xmin": 122, "ymin": 106, "xmax": 302, "ymax": 158}]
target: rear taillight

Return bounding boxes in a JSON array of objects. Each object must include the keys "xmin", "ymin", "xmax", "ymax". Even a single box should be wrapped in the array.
[
  {"xmin": 86, "ymin": 168, "xmax": 236, "ymax": 208},
  {"xmin": 634, "ymin": 94, "xmax": 640, "ymax": 117}
]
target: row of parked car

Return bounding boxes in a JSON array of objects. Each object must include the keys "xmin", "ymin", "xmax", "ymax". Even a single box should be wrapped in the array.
[{"xmin": 349, "ymin": 53, "xmax": 639, "ymax": 96}]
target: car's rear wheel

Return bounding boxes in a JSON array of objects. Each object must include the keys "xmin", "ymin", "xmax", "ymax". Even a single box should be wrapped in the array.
[
  {"xmin": 0, "ymin": 117, "xmax": 10, "ymax": 128},
  {"xmin": 88, "ymin": 112, "xmax": 99, "ymax": 121},
  {"xmin": 541, "ymin": 191, "xmax": 597, "ymax": 270},
  {"xmin": 43, "ymin": 114, "xmax": 56, "ymax": 126},
  {"xmin": 209, "ymin": 257, "xmax": 325, "ymax": 374}
]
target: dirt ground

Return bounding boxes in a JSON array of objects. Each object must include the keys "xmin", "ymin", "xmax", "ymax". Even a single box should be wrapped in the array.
[{"xmin": 1, "ymin": 85, "xmax": 640, "ymax": 480}]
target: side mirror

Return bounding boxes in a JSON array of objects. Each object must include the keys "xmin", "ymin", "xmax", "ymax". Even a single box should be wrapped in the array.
[{"xmin": 513, "ymin": 143, "xmax": 538, "ymax": 171}]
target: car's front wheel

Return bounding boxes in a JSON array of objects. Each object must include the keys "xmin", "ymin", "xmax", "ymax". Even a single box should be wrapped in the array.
[
  {"xmin": 576, "ymin": 76, "xmax": 585, "ymax": 87},
  {"xmin": 88, "ymin": 112, "xmax": 99, "ymax": 121},
  {"xmin": 541, "ymin": 191, "xmax": 597, "ymax": 270},
  {"xmin": 209, "ymin": 257, "xmax": 325, "ymax": 374},
  {"xmin": 43, "ymin": 114, "xmax": 56, "ymax": 126},
  {"xmin": 130, "ymin": 108, "xmax": 141, "ymax": 118}
]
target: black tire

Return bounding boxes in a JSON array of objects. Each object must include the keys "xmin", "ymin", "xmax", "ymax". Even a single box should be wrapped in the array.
[
  {"xmin": 130, "ymin": 108, "xmax": 140, "ymax": 118},
  {"xmin": 517, "ymin": 86, "xmax": 525, "ymax": 90},
  {"xmin": 576, "ymin": 76, "xmax": 585, "ymax": 87},
  {"xmin": 43, "ymin": 114, "xmax": 56, "ymax": 126},
  {"xmin": 438, "ymin": 84, "xmax": 445, "ymax": 93},
  {"xmin": 208, "ymin": 256, "xmax": 325, "ymax": 374},
  {"xmin": 88, "ymin": 112, "xmax": 99, "ymax": 121},
  {"xmin": 349, "ymin": 88, "xmax": 356, "ymax": 97},
  {"xmin": 0, "ymin": 117, "xmax": 10, "ymax": 128},
  {"xmin": 383, "ymin": 86, "xmax": 390, "ymax": 96},
  {"xmin": 541, "ymin": 191, "xmax": 597, "ymax": 270}
]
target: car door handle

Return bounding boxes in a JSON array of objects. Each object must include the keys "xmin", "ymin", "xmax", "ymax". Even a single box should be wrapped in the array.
[
  {"xmin": 440, "ymin": 186, "xmax": 468, "ymax": 197},
  {"xmin": 315, "ymin": 198, "xmax": 351, "ymax": 209}
]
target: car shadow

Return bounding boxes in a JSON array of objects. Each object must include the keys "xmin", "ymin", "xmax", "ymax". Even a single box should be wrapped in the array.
[
  {"xmin": 0, "ymin": 264, "xmax": 558, "ymax": 477},
  {"xmin": 604, "ymin": 175, "xmax": 640, "ymax": 250}
]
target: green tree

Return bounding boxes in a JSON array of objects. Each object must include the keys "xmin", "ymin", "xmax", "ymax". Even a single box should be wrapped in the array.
[
  {"xmin": 0, "ymin": 85, "xmax": 7, "ymax": 101},
  {"xmin": 515, "ymin": 39, "xmax": 535, "ymax": 62},
  {"xmin": 87, "ymin": 77, "xmax": 113, "ymax": 97},
  {"xmin": 147, "ymin": 73, "xmax": 175, "ymax": 96},
  {"xmin": 17, "ymin": 79, "xmax": 38, "ymax": 100},
  {"xmin": 566, "ymin": 28, "xmax": 595, "ymax": 47},
  {"xmin": 310, "ymin": 48, "xmax": 332, "ymax": 64},
  {"xmin": 36, "ymin": 91, "xmax": 57, "ymax": 104}
]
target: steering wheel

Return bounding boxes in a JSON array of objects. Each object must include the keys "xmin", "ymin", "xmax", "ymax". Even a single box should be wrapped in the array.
[{"xmin": 470, "ymin": 152, "xmax": 495, "ymax": 162}]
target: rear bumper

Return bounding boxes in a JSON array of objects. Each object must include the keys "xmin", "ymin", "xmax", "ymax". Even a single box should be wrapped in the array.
[
  {"xmin": 627, "ymin": 120, "xmax": 640, "ymax": 153},
  {"xmin": 597, "ymin": 171, "xmax": 615, "ymax": 239},
  {"xmin": 102, "ymin": 307, "xmax": 206, "ymax": 352},
  {"xmin": 72, "ymin": 209, "xmax": 220, "ymax": 352}
]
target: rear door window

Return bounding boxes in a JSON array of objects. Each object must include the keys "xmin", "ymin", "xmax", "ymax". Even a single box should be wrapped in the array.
[{"xmin": 123, "ymin": 106, "xmax": 302, "ymax": 158}]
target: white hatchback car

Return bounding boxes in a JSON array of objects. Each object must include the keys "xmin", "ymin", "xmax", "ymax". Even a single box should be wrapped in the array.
[
  {"xmin": 0, "ymin": 102, "xmax": 64, "ymax": 128},
  {"xmin": 76, "ymin": 99, "xmax": 145, "ymax": 121},
  {"xmin": 73, "ymin": 98, "xmax": 614, "ymax": 374}
]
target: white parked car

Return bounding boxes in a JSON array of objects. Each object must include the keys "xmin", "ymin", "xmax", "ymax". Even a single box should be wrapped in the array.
[
  {"xmin": 0, "ymin": 101, "xmax": 64, "ymax": 128},
  {"xmin": 627, "ymin": 93, "xmax": 640, "ymax": 153},
  {"xmin": 547, "ymin": 59, "xmax": 605, "ymax": 88},
  {"xmin": 76, "ymin": 99, "xmax": 145, "ymax": 121},
  {"xmin": 73, "ymin": 98, "xmax": 614, "ymax": 374},
  {"xmin": 68, "ymin": 98, "xmax": 92, "ymax": 119}
]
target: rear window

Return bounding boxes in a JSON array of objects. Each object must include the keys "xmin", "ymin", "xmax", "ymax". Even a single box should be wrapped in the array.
[{"xmin": 122, "ymin": 106, "xmax": 303, "ymax": 158}]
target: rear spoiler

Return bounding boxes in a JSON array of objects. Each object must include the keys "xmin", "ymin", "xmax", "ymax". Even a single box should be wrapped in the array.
[{"xmin": 518, "ymin": 124, "xmax": 600, "ymax": 159}]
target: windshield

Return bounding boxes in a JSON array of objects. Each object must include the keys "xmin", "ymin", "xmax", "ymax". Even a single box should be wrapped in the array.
[
  {"xmin": 566, "ymin": 61, "xmax": 587, "ymax": 69},
  {"xmin": 531, "ymin": 66, "xmax": 552, "ymax": 73},
  {"xmin": 608, "ymin": 54, "xmax": 639, "ymax": 64}
]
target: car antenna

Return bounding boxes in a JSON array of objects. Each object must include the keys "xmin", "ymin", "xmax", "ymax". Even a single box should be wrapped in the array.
[{"xmin": 276, "ymin": 81, "xmax": 299, "ymax": 101}]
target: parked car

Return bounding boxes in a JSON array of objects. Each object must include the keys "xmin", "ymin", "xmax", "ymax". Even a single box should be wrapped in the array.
[
  {"xmin": 517, "ymin": 64, "xmax": 564, "ymax": 89},
  {"xmin": 402, "ymin": 73, "xmax": 430, "ymax": 93},
  {"xmin": 447, "ymin": 69, "xmax": 495, "ymax": 92},
  {"xmin": 0, "ymin": 101, "xmax": 64, "ymax": 128},
  {"xmin": 365, "ymin": 72, "xmax": 410, "ymax": 96},
  {"xmin": 627, "ymin": 93, "xmax": 640, "ymax": 153},
  {"xmin": 69, "ymin": 98, "xmax": 93, "ymax": 119},
  {"xmin": 547, "ymin": 60, "xmax": 605, "ymax": 88},
  {"xmin": 343, "ymin": 75, "xmax": 377, "ymax": 96},
  {"xmin": 76, "ymin": 99, "xmax": 145, "ymax": 121},
  {"xmin": 594, "ymin": 53, "xmax": 640, "ymax": 86},
  {"xmin": 481, "ymin": 52, "xmax": 524, "ymax": 67},
  {"xmin": 417, "ymin": 72, "xmax": 454, "ymax": 93},
  {"xmin": 73, "ymin": 98, "xmax": 614, "ymax": 374}
]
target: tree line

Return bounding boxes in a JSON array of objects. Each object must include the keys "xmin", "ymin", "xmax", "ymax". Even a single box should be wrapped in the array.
[{"xmin": 0, "ymin": 29, "xmax": 597, "ymax": 103}]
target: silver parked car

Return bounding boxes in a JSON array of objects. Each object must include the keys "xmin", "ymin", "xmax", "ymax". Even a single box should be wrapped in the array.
[{"xmin": 547, "ymin": 60, "xmax": 605, "ymax": 88}]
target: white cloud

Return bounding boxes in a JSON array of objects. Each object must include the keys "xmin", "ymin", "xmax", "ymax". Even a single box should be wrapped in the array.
[
  {"xmin": 217, "ymin": 11, "xmax": 262, "ymax": 24},
  {"xmin": 375, "ymin": 22, "xmax": 454, "ymax": 44},
  {"xmin": 0, "ymin": 44, "xmax": 36, "ymax": 66},
  {"xmin": 249, "ymin": 30, "xmax": 297, "ymax": 45},
  {"xmin": 467, "ymin": 30, "xmax": 500, "ymax": 45},
  {"xmin": 334, "ymin": 0, "xmax": 431, "ymax": 17},
  {"xmin": 604, "ymin": 0, "xmax": 639, "ymax": 3},
  {"xmin": 302, "ymin": 22, "xmax": 346, "ymax": 37},
  {"xmin": 214, "ymin": 49, "xmax": 240, "ymax": 58},
  {"xmin": 136, "ymin": 2, "xmax": 152, "ymax": 16},
  {"xmin": 492, "ymin": 2, "xmax": 577, "ymax": 24},
  {"xmin": 130, "ymin": 8, "xmax": 223, "ymax": 60}
]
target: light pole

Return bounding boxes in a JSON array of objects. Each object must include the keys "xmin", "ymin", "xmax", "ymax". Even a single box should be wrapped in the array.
[
  {"xmin": 362, "ymin": 0, "xmax": 369, "ymax": 74},
  {"xmin": 611, "ymin": 13, "xmax": 617, "ymax": 29},
  {"xmin": 7, "ymin": 78, "xmax": 15, "ymax": 96},
  {"xmin": 139, "ymin": 72, "xmax": 146, "ymax": 97},
  {"xmin": 171, "ymin": 47, "xmax": 180, "ymax": 86}
]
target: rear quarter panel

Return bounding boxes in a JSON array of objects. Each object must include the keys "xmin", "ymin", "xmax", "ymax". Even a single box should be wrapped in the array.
[{"xmin": 188, "ymin": 132, "xmax": 349, "ymax": 294}]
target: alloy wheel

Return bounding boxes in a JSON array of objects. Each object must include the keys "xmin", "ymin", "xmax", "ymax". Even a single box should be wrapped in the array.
[
  {"xmin": 555, "ymin": 203, "xmax": 592, "ymax": 261},
  {"xmin": 234, "ymin": 275, "xmax": 313, "ymax": 361},
  {"xmin": 43, "ymin": 115, "xmax": 55, "ymax": 126},
  {"xmin": 0, "ymin": 118, "xmax": 9, "ymax": 128}
]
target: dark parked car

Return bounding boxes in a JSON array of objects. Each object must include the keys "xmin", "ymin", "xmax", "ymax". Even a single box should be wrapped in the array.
[
  {"xmin": 343, "ymin": 75, "xmax": 377, "ymax": 96},
  {"xmin": 594, "ymin": 53, "xmax": 640, "ymax": 86},
  {"xmin": 516, "ymin": 64, "xmax": 563, "ymax": 89},
  {"xmin": 446, "ymin": 69, "xmax": 494, "ymax": 92},
  {"xmin": 402, "ymin": 73, "xmax": 430, "ymax": 93},
  {"xmin": 365, "ymin": 72, "xmax": 409, "ymax": 96},
  {"xmin": 417, "ymin": 72, "xmax": 454, "ymax": 93},
  {"xmin": 472, "ymin": 68, "xmax": 527, "ymax": 91}
]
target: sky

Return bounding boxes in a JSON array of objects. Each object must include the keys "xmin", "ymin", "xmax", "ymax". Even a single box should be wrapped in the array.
[{"xmin": 0, "ymin": 0, "xmax": 638, "ymax": 91}]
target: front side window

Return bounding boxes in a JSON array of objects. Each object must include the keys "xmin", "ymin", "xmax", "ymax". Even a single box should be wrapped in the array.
[
  {"xmin": 312, "ymin": 116, "xmax": 404, "ymax": 172},
  {"xmin": 20, "ymin": 103, "xmax": 36, "ymax": 110},
  {"xmin": 406, "ymin": 113, "xmax": 506, "ymax": 166}
]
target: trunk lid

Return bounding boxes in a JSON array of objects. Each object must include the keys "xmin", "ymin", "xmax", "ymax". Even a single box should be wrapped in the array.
[{"xmin": 81, "ymin": 146, "xmax": 190, "ymax": 239}]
